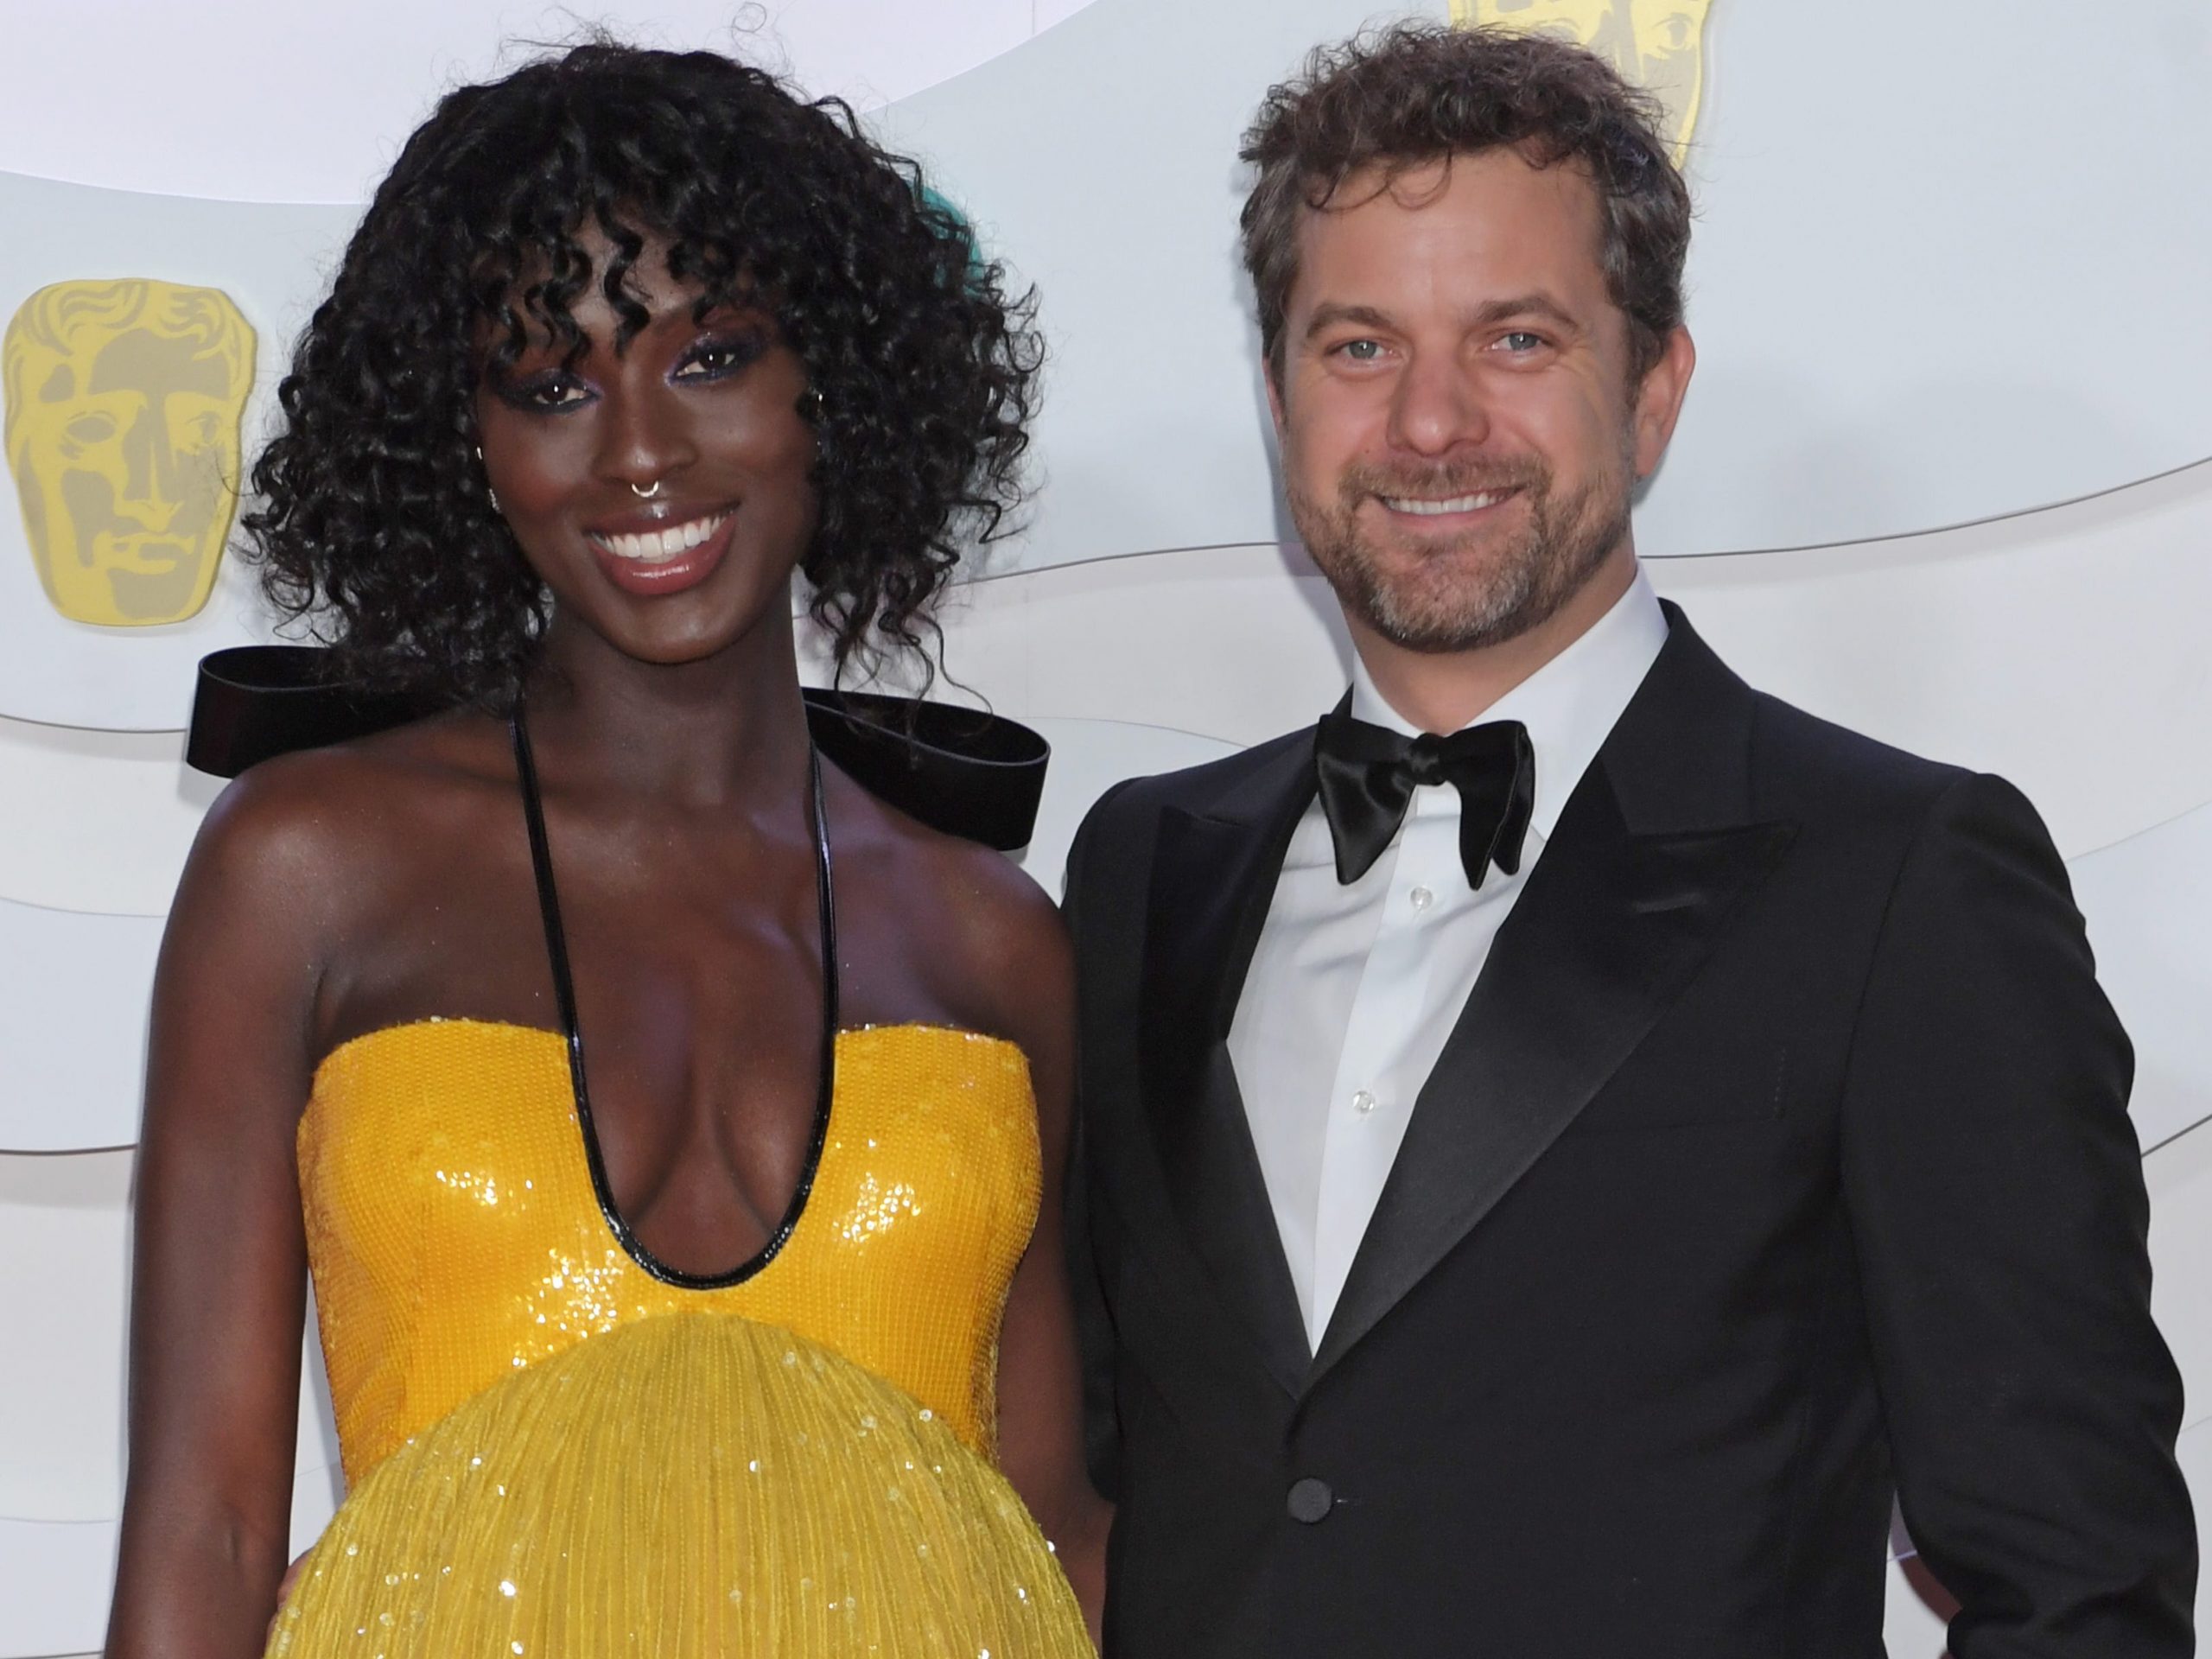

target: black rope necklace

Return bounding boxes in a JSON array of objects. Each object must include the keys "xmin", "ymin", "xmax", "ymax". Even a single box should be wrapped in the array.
[{"xmin": 510, "ymin": 700, "xmax": 839, "ymax": 1289}]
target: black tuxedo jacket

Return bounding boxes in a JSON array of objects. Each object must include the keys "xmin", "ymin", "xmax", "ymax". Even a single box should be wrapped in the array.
[{"xmin": 1062, "ymin": 608, "xmax": 2195, "ymax": 1656}]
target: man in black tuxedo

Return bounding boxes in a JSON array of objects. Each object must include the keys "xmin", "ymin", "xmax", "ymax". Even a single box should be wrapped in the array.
[{"xmin": 1062, "ymin": 23, "xmax": 2195, "ymax": 1656}]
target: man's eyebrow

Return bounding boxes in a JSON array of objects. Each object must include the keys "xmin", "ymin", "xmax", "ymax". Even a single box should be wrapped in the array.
[
  {"xmin": 1469, "ymin": 294, "xmax": 1581, "ymax": 331},
  {"xmin": 1300, "ymin": 302, "xmax": 1396, "ymax": 342}
]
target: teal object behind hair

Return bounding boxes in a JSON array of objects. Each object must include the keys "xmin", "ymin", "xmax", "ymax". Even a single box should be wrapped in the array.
[{"xmin": 918, "ymin": 182, "xmax": 986, "ymax": 279}]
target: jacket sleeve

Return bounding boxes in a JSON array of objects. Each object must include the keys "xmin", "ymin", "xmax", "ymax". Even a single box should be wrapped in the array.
[
  {"xmin": 1059, "ymin": 778, "xmax": 1139, "ymax": 1502},
  {"xmin": 1840, "ymin": 771, "xmax": 2196, "ymax": 1654}
]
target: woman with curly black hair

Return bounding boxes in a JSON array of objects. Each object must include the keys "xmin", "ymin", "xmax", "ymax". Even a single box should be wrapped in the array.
[{"xmin": 106, "ymin": 41, "xmax": 1103, "ymax": 1659}]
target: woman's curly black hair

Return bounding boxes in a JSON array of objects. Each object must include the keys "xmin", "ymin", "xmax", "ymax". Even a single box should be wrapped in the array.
[{"xmin": 245, "ymin": 39, "xmax": 1041, "ymax": 705}]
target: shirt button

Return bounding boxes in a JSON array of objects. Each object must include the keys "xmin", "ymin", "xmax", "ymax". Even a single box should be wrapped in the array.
[
  {"xmin": 1287, "ymin": 1477, "xmax": 1334, "ymax": 1523},
  {"xmin": 1351, "ymin": 1090, "xmax": 1377, "ymax": 1116},
  {"xmin": 1409, "ymin": 885, "xmax": 1434, "ymax": 913}
]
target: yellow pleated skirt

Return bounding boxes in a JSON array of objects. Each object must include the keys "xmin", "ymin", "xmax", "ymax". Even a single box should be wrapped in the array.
[{"xmin": 268, "ymin": 1312, "xmax": 1090, "ymax": 1656}]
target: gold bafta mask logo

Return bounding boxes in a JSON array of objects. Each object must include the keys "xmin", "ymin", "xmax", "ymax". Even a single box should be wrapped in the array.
[
  {"xmin": 1452, "ymin": 1, "xmax": 1717, "ymax": 162},
  {"xmin": 3, "ymin": 279, "xmax": 256, "ymax": 626}
]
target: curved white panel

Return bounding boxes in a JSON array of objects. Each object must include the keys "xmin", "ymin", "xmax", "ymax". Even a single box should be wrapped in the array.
[
  {"xmin": 905, "ymin": 542, "xmax": 1353, "ymax": 745},
  {"xmin": 0, "ymin": 2, "xmax": 1096, "ymax": 206},
  {"xmin": 0, "ymin": 1516, "xmax": 111, "ymax": 1659},
  {"xmin": 1644, "ymin": 0, "xmax": 2212, "ymax": 552},
  {"xmin": 0, "ymin": 901, "xmax": 159, "ymax": 1152},
  {"xmin": 0, "ymin": 719, "xmax": 209, "ymax": 917},
  {"xmin": 0, "ymin": 1460, "xmax": 346, "ymax": 1659},
  {"xmin": 1013, "ymin": 715, "xmax": 1241, "ymax": 897},
  {"xmin": 2145, "ymin": 1123, "xmax": 2212, "ymax": 1440},
  {"xmin": 1653, "ymin": 459, "xmax": 2212, "ymax": 861},
  {"xmin": 0, "ymin": 1147, "xmax": 127, "ymax": 1657},
  {"xmin": 2070, "ymin": 806, "xmax": 2212, "ymax": 1154},
  {"xmin": 0, "ymin": 1146, "xmax": 344, "ymax": 1656},
  {"xmin": 0, "ymin": 1151, "xmax": 132, "ymax": 1526},
  {"xmin": 878, "ymin": 0, "xmax": 2211, "ymax": 573}
]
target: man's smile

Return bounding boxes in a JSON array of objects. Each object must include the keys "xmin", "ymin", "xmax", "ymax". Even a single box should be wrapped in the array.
[{"xmin": 1376, "ymin": 487, "xmax": 1519, "ymax": 518}]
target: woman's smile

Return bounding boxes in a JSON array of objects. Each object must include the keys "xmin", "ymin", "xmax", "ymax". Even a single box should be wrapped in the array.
[{"xmin": 585, "ymin": 504, "xmax": 740, "ymax": 596}]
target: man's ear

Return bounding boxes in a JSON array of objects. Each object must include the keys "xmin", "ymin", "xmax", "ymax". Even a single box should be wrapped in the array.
[
  {"xmin": 1630, "ymin": 325, "xmax": 1696, "ymax": 480},
  {"xmin": 1263, "ymin": 353, "xmax": 1287, "ymax": 437}
]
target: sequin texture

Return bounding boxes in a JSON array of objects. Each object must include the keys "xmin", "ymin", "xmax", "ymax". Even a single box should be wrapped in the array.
[{"xmin": 276, "ymin": 1020, "xmax": 1084, "ymax": 1656}]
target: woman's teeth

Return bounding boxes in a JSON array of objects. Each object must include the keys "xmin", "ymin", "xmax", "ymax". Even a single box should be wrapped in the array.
[
  {"xmin": 591, "ymin": 512, "xmax": 729, "ymax": 563},
  {"xmin": 1382, "ymin": 490, "xmax": 1508, "ymax": 516}
]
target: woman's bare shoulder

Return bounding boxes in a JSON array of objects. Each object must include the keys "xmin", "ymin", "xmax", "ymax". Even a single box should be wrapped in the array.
[
  {"xmin": 176, "ymin": 709, "xmax": 514, "ymax": 932},
  {"xmin": 828, "ymin": 770, "xmax": 1071, "ymax": 1046}
]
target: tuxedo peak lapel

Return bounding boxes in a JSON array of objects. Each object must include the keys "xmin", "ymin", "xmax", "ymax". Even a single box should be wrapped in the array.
[
  {"xmin": 1141, "ymin": 734, "xmax": 1318, "ymax": 1394},
  {"xmin": 1605, "ymin": 603, "xmax": 1757, "ymax": 834},
  {"xmin": 1309, "ymin": 615, "xmax": 1797, "ymax": 1383}
]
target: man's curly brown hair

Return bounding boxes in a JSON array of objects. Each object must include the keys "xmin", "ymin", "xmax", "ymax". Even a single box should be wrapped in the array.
[
  {"xmin": 1240, "ymin": 22, "xmax": 1690, "ymax": 384},
  {"xmin": 245, "ymin": 40, "xmax": 1041, "ymax": 706}
]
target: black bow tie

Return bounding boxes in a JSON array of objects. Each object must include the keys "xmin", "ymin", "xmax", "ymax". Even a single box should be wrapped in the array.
[{"xmin": 1313, "ymin": 702, "xmax": 1535, "ymax": 889}]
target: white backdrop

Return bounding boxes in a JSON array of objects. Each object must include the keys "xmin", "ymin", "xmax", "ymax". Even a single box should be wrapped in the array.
[{"xmin": 1, "ymin": 3, "xmax": 2205, "ymax": 1654}]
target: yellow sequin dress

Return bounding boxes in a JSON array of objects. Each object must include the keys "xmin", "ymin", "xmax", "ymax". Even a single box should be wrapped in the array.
[{"xmin": 269, "ymin": 1017, "xmax": 1090, "ymax": 1657}]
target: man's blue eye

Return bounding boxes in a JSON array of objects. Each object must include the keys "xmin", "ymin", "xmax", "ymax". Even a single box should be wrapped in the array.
[
  {"xmin": 1500, "ymin": 331, "xmax": 1546, "ymax": 353},
  {"xmin": 1341, "ymin": 340, "xmax": 1382, "ymax": 361}
]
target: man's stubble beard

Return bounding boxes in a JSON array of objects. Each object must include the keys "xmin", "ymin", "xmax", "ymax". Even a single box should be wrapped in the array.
[{"xmin": 1287, "ymin": 442, "xmax": 1635, "ymax": 656}]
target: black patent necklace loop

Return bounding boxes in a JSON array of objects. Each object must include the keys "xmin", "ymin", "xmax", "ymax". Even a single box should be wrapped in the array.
[{"xmin": 509, "ymin": 699, "xmax": 840, "ymax": 1291}]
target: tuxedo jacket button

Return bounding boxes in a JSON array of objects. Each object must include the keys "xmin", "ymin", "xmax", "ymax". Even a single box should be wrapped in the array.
[{"xmin": 1287, "ymin": 1477, "xmax": 1334, "ymax": 1523}]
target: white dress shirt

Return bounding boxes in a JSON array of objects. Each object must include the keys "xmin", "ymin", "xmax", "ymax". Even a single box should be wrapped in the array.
[{"xmin": 1226, "ymin": 570, "xmax": 1670, "ymax": 1348}]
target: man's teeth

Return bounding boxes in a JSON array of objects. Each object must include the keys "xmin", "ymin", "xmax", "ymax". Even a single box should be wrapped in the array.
[
  {"xmin": 1382, "ymin": 491, "xmax": 1507, "ymax": 516},
  {"xmin": 591, "ymin": 512, "xmax": 729, "ymax": 563}
]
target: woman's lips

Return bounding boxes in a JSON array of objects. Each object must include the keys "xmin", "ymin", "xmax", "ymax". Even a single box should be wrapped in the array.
[{"xmin": 585, "ymin": 509, "xmax": 734, "ymax": 597}]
